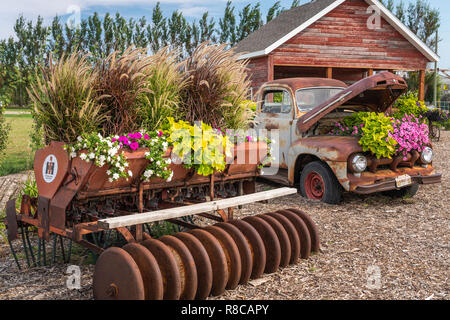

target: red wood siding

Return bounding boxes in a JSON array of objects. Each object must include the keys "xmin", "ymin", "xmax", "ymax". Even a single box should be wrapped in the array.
[
  {"xmin": 271, "ymin": 0, "xmax": 429, "ymax": 71},
  {"xmin": 246, "ymin": 56, "xmax": 269, "ymax": 92}
]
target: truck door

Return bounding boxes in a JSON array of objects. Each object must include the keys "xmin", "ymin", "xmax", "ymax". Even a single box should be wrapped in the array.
[{"xmin": 256, "ymin": 87, "xmax": 294, "ymax": 168}]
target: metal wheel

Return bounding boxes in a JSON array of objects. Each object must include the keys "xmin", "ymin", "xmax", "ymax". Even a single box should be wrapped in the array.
[
  {"xmin": 285, "ymin": 208, "xmax": 320, "ymax": 253},
  {"xmin": 258, "ymin": 214, "xmax": 291, "ymax": 267},
  {"xmin": 122, "ymin": 243, "xmax": 164, "ymax": 300},
  {"xmin": 93, "ymin": 247, "xmax": 145, "ymax": 300},
  {"xmin": 276, "ymin": 209, "xmax": 311, "ymax": 259},
  {"xmin": 242, "ymin": 216, "xmax": 281, "ymax": 273}
]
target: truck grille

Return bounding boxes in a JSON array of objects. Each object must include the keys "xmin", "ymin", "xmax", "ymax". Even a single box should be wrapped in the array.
[{"xmin": 367, "ymin": 150, "xmax": 421, "ymax": 173}]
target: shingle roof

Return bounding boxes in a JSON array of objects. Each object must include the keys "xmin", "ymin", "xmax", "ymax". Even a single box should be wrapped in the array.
[
  {"xmin": 233, "ymin": 0, "xmax": 439, "ymax": 62},
  {"xmin": 233, "ymin": 0, "xmax": 338, "ymax": 55}
]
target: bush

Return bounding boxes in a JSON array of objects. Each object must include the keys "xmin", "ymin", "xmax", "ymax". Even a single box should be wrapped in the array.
[
  {"xmin": 180, "ymin": 42, "xmax": 253, "ymax": 130},
  {"xmin": 28, "ymin": 52, "xmax": 106, "ymax": 143},
  {"xmin": 137, "ymin": 48, "xmax": 185, "ymax": 130},
  {"xmin": 392, "ymin": 92, "xmax": 428, "ymax": 119},
  {"xmin": 390, "ymin": 114, "xmax": 429, "ymax": 160},
  {"xmin": 0, "ymin": 107, "xmax": 10, "ymax": 162}
]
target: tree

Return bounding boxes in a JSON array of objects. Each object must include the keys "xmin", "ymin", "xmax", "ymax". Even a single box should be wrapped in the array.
[
  {"xmin": 237, "ymin": 3, "xmax": 263, "ymax": 42},
  {"xmin": 219, "ymin": 1, "xmax": 237, "ymax": 45},
  {"xmin": 266, "ymin": 1, "xmax": 282, "ymax": 23}
]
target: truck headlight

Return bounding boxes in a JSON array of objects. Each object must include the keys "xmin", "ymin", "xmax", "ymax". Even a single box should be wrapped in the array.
[
  {"xmin": 420, "ymin": 147, "xmax": 433, "ymax": 164},
  {"xmin": 349, "ymin": 154, "xmax": 367, "ymax": 173}
]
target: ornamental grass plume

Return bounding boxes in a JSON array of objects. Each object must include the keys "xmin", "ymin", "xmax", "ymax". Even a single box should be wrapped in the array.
[
  {"xmin": 180, "ymin": 42, "xmax": 254, "ymax": 130},
  {"xmin": 27, "ymin": 52, "xmax": 106, "ymax": 143},
  {"xmin": 137, "ymin": 47, "xmax": 186, "ymax": 130},
  {"xmin": 95, "ymin": 47, "xmax": 153, "ymax": 135}
]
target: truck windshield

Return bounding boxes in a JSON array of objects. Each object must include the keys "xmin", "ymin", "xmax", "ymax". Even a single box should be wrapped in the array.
[{"xmin": 296, "ymin": 87, "xmax": 345, "ymax": 112}]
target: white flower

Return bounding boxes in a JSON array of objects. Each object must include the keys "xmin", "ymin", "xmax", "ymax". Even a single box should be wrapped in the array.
[
  {"xmin": 145, "ymin": 169, "xmax": 154, "ymax": 177},
  {"xmin": 80, "ymin": 153, "xmax": 87, "ymax": 160},
  {"xmin": 166, "ymin": 158, "xmax": 171, "ymax": 165},
  {"xmin": 145, "ymin": 152, "xmax": 150, "ymax": 157},
  {"xmin": 124, "ymin": 162, "xmax": 129, "ymax": 167},
  {"xmin": 113, "ymin": 173, "xmax": 119, "ymax": 180},
  {"xmin": 128, "ymin": 170, "xmax": 133, "ymax": 177},
  {"xmin": 89, "ymin": 152, "xmax": 95, "ymax": 159},
  {"xmin": 108, "ymin": 178, "xmax": 113, "ymax": 182},
  {"xmin": 156, "ymin": 160, "xmax": 160, "ymax": 166},
  {"xmin": 115, "ymin": 162, "xmax": 121, "ymax": 168},
  {"xmin": 162, "ymin": 142, "xmax": 168, "ymax": 148},
  {"xmin": 77, "ymin": 136, "xmax": 82, "ymax": 142},
  {"xmin": 166, "ymin": 171, "xmax": 174, "ymax": 182},
  {"xmin": 107, "ymin": 170, "xmax": 111, "ymax": 175},
  {"xmin": 83, "ymin": 143, "xmax": 87, "ymax": 148},
  {"xmin": 119, "ymin": 166, "xmax": 125, "ymax": 172},
  {"xmin": 99, "ymin": 155, "xmax": 106, "ymax": 163},
  {"xmin": 70, "ymin": 151, "xmax": 77, "ymax": 158},
  {"xmin": 150, "ymin": 158, "xmax": 154, "ymax": 162}
]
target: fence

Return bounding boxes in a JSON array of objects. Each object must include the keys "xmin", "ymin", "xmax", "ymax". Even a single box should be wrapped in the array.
[{"xmin": 438, "ymin": 101, "xmax": 450, "ymax": 112}]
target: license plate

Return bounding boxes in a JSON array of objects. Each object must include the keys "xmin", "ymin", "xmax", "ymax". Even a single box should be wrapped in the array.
[{"xmin": 395, "ymin": 174, "xmax": 412, "ymax": 188}]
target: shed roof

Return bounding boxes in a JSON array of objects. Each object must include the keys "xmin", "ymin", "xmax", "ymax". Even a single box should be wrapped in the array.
[{"xmin": 234, "ymin": 0, "xmax": 439, "ymax": 63}]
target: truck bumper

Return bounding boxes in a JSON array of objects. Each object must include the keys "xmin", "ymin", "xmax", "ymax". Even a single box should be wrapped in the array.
[{"xmin": 353, "ymin": 173, "xmax": 442, "ymax": 194}]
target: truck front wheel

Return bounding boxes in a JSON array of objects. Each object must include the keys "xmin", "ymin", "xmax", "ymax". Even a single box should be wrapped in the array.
[{"xmin": 299, "ymin": 161, "xmax": 342, "ymax": 204}]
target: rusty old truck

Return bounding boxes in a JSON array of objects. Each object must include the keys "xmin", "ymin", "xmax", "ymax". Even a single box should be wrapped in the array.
[{"xmin": 255, "ymin": 72, "xmax": 442, "ymax": 204}]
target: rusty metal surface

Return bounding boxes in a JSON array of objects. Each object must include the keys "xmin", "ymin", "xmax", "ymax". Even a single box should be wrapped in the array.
[
  {"xmin": 298, "ymin": 72, "xmax": 408, "ymax": 133},
  {"xmin": 37, "ymin": 196, "xmax": 51, "ymax": 241},
  {"xmin": 6, "ymin": 199, "xmax": 18, "ymax": 242},
  {"xmin": 93, "ymin": 247, "xmax": 145, "ymax": 300},
  {"xmin": 189, "ymin": 229, "xmax": 228, "ymax": 297},
  {"xmin": 34, "ymin": 142, "xmax": 70, "ymax": 199},
  {"xmin": 262, "ymin": 78, "xmax": 347, "ymax": 92},
  {"xmin": 204, "ymin": 226, "xmax": 242, "ymax": 290},
  {"xmin": 159, "ymin": 235, "xmax": 198, "ymax": 300},
  {"xmin": 141, "ymin": 239, "xmax": 181, "ymax": 300},
  {"xmin": 286, "ymin": 208, "xmax": 320, "ymax": 253},
  {"xmin": 265, "ymin": 212, "xmax": 300, "ymax": 264},
  {"xmin": 123, "ymin": 243, "xmax": 164, "ymax": 300},
  {"xmin": 242, "ymin": 216, "xmax": 281, "ymax": 273},
  {"xmin": 258, "ymin": 214, "xmax": 291, "ymax": 267},
  {"xmin": 228, "ymin": 219, "xmax": 266, "ymax": 279},
  {"xmin": 173, "ymin": 232, "xmax": 212, "ymax": 300},
  {"xmin": 215, "ymin": 222, "xmax": 253, "ymax": 285},
  {"xmin": 276, "ymin": 209, "xmax": 311, "ymax": 259}
]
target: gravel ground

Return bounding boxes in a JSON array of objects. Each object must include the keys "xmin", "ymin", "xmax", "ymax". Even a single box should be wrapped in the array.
[{"xmin": 0, "ymin": 132, "xmax": 448, "ymax": 300}]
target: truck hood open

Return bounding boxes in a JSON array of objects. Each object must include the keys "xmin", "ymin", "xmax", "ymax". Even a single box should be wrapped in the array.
[{"xmin": 297, "ymin": 72, "xmax": 408, "ymax": 133}]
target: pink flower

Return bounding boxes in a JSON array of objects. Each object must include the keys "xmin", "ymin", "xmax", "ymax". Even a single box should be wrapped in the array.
[
  {"xmin": 134, "ymin": 132, "xmax": 142, "ymax": 140},
  {"xmin": 144, "ymin": 134, "xmax": 150, "ymax": 140},
  {"xmin": 130, "ymin": 142, "xmax": 139, "ymax": 150},
  {"xmin": 158, "ymin": 131, "xmax": 164, "ymax": 137}
]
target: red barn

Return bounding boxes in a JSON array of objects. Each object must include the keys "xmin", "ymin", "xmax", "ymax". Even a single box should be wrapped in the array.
[{"xmin": 234, "ymin": 0, "xmax": 439, "ymax": 101}]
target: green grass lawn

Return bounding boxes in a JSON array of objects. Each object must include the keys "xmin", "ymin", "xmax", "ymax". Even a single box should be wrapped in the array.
[{"xmin": 0, "ymin": 114, "xmax": 34, "ymax": 176}]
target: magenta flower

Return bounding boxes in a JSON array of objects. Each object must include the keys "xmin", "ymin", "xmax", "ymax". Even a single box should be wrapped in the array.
[
  {"xmin": 144, "ymin": 134, "xmax": 150, "ymax": 140},
  {"xmin": 158, "ymin": 131, "xmax": 164, "ymax": 137},
  {"xmin": 130, "ymin": 142, "xmax": 139, "ymax": 150},
  {"xmin": 134, "ymin": 132, "xmax": 142, "ymax": 140}
]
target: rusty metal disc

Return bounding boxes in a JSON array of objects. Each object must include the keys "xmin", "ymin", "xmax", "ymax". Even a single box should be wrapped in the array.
[
  {"xmin": 276, "ymin": 210, "xmax": 311, "ymax": 259},
  {"xmin": 122, "ymin": 243, "xmax": 164, "ymax": 300},
  {"xmin": 93, "ymin": 247, "xmax": 145, "ymax": 300},
  {"xmin": 204, "ymin": 226, "xmax": 242, "ymax": 290},
  {"xmin": 173, "ymin": 232, "xmax": 212, "ymax": 300},
  {"xmin": 265, "ymin": 212, "xmax": 301, "ymax": 264},
  {"xmin": 258, "ymin": 214, "xmax": 291, "ymax": 268},
  {"xmin": 215, "ymin": 222, "xmax": 252, "ymax": 285},
  {"xmin": 242, "ymin": 216, "xmax": 281, "ymax": 273},
  {"xmin": 159, "ymin": 235, "xmax": 198, "ymax": 300},
  {"xmin": 189, "ymin": 229, "xmax": 228, "ymax": 296},
  {"xmin": 286, "ymin": 208, "xmax": 320, "ymax": 253},
  {"xmin": 141, "ymin": 239, "xmax": 181, "ymax": 300},
  {"xmin": 228, "ymin": 219, "xmax": 266, "ymax": 279}
]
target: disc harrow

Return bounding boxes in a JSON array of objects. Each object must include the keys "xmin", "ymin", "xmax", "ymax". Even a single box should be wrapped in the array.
[{"xmin": 93, "ymin": 208, "xmax": 320, "ymax": 300}]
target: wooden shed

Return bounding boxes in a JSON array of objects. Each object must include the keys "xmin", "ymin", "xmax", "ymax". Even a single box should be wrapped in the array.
[{"xmin": 234, "ymin": 0, "xmax": 439, "ymax": 101}]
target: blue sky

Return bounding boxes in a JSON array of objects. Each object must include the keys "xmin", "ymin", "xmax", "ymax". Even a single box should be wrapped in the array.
[{"xmin": 0, "ymin": 0, "xmax": 448, "ymax": 68}]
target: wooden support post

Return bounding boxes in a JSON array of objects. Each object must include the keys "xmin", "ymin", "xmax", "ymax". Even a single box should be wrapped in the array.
[
  {"xmin": 419, "ymin": 69, "xmax": 426, "ymax": 101},
  {"xmin": 368, "ymin": 68, "xmax": 374, "ymax": 77},
  {"xmin": 326, "ymin": 67, "xmax": 333, "ymax": 79},
  {"xmin": 268, "ymin": 56, "xmax": 274, "ymax": 81}
]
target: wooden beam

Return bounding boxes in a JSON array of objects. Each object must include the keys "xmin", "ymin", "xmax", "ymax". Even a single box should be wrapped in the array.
[
  {"xmin": 268, "ymin": 55, "xmax": 274, "ymax": 81},
  {"xmin": 326, "ymin": 67, "xmax": 333, "ymax": 79},
  {"xmin": 97, "ymin": 187, "xmax": 298, "ymax": 229},
  {"xmin": 418, "ymin": 69, "xmax": 426, "ymax": 101},
  {"xmin": 368, "ymin": 68, "xmax": 374, "ymax": 76}
]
